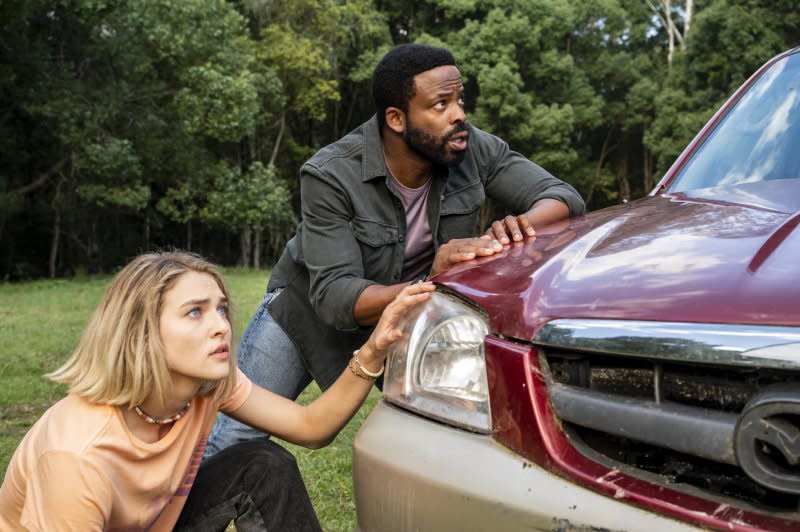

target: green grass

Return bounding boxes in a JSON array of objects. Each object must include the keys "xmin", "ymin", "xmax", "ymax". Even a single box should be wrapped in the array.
[{"xmin": 0, "ymin": 269, "xmax": 378, "ymax": 531}]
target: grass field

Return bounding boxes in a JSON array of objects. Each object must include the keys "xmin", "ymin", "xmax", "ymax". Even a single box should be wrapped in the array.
[{"xmin": 0, "ymin": 268, "xmax": 379, "ymax": 531}]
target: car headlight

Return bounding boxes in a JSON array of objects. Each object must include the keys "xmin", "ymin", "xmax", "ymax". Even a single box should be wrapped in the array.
[{"xmin": 383, "ymin": 291, "xmax": 491, "ymax": 433}]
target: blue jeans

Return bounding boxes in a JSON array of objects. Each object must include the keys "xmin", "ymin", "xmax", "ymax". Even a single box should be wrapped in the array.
[{"xmin": 205, "ymin": 290, "xmax": 312, "ymax": 458}]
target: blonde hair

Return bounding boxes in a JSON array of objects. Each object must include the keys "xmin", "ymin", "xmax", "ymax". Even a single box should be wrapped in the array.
[{"xmin": 47, "ymin": 251, "xmax": 237, "ymax": 408}]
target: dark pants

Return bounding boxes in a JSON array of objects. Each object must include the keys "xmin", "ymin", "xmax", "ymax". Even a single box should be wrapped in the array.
[{"xmin": 174, "ymin": 440, "xmax": 323, "ymax": 532}]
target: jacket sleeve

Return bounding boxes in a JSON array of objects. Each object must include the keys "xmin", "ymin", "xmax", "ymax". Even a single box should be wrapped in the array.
[
  {"xmin": 472, "ymin": 127, "xmax": 585, "ymax": 217},
  {"xmin": 20, "ymin": 451, "xmax": 110, "ymax": 532},
  {"xmin": 299, "ymin": 164, "xmax": 376, "ymax": 331}
]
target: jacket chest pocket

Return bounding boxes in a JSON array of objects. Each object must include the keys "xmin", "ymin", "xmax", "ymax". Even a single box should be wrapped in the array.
[
  {"xmin": 350, "ymin": 217, "xmax": 400, "ymax": 281},
  {"xmin": 439, "ymin": 181, "xmax": 485, "ymax": 242}
]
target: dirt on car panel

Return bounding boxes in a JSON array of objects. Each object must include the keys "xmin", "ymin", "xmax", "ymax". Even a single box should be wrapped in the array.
[{"xmin": 551, "ymin": 517, "xmax": 619, "ymax": 532}]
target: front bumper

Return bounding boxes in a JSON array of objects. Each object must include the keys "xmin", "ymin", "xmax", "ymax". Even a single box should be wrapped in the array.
[{"xmin": 353, "ymin": 401, "xmax": 695, "ymax": 532}]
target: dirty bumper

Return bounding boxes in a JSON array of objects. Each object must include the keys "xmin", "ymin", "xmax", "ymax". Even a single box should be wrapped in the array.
[{"xmin": 353, "ymin": 401, "xmax": 695, "ymax": 532}]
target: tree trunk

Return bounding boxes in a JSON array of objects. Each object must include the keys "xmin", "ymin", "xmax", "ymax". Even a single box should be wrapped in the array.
[
  {"xmin": 269, "ymin": 113, "xmax": 286, "ymax": 167},
  {"xmin": 249, "ymin": 127, "xmax": 257, "ymax": 162},
  {"xmin": 89, "ymin": 219, "xmax": 99, "ymax": 271},
  {"xmin": 647, "ymin": 0, "xmax": 685, "ymax": 68},
  {"xmin": 586, "ymin": 127, "xmax": 615, "ymax": 207},
  {"xmin": 685, "ymin": 0, "xmax": 693, "ymax": 36},
  {"xmin": 643, "ymin": 145, "xmax": 654, "ymax": 193},
  {"xmin": 12, "ymin": 154, "xmax": 70, "ymax": 196},
  {"xmin": 48, "ymin": 177, "xmax": 65, "ymax": 278},
  {"xmin": 334, "ymin": 97, "xmax": 340, "ymax": 139},
  {"xmin": 665, "ymin": 0, "xmax": 674, "ymax": 68},
  {"xmin": 253, "ymin": 228, "xmax": 262, "ymax": 270},
  {"xmin": 617, "ymin": 157, "xmax": 631, "ymax": 202},
  {"xmin": 240, "ymin": 225, "xmax": 252, "ymax": 267},
  {"xmin": 343, "ymin": 89, "xmax": 358, "ymax": 135},
  {"xmin": 144, "ymin": 211, "xmax": 150, "ymax": 250},
  {"xmin": 186, "ymin": 221, "xmax": 192, "ymax": 252}
]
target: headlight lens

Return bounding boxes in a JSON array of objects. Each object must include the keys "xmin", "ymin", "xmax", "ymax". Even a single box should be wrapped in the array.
[{"xmin": 383, "ymin": 291, "xmax": 491, "ymax": 433}]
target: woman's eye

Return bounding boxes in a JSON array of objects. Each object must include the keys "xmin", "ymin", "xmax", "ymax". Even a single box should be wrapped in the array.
[
  {"xmin": 187, "ymin": 308, "xmax": 201, "ymax": 318},
  {"xmin": 217, "ymin": 306, "xmax": 227, "ymax": 317}
]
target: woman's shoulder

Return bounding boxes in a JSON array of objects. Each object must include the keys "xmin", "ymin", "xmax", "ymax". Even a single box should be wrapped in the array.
[{"xmin": 25, "ymin": 394, "xmax": 117, "ymax": 456}]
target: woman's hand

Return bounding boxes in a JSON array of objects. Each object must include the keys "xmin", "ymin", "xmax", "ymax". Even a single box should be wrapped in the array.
[
  {"xmin": 232, "ymin": 281, "xmax": 436, "ymax": 449},
  {"xmin": 358, "ymin": 281, "xmax": 435, "ymax": 370}
]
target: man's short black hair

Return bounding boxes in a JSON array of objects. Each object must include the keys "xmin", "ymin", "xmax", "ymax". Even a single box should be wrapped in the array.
[{"xmin": 372, "ymin": 44, "xmax": 457, "ymax": 125}]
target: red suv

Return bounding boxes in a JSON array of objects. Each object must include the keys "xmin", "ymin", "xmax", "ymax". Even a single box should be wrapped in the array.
[{"xmin": 353, "ymin": 47, "xmax": 800, "ymax": 531}]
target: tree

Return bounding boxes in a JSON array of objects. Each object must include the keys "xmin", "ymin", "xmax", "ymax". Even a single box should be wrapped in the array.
[
  {"xmin": 201, "ymin": 162, "xmax": 296, "ymax": 269},
  {"xmin": 2, "ymin": 0, "xmax": 799, "ymax": 279}
]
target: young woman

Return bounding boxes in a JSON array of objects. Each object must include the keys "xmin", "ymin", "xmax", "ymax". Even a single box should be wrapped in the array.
[{"xmin": 0, "ymin": 251, "xmax": 434, "ymax": 531}]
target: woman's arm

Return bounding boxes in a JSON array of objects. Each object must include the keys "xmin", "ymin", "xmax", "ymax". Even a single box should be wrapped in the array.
[{"xmin": 228, "ymin": 281, "xmax": 435, "ymax": 448}]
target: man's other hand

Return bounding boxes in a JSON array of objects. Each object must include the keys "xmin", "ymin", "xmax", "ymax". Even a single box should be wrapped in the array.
[
  {"xmin": 485, "ymin": 214, "xmax": 536, "ymax": 244},
  {"xmin": 485, "ymin": 198, "xmax": 571, "ymax": 244}
]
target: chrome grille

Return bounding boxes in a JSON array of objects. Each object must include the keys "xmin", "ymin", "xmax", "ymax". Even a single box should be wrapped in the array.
[{"xmin": 534, "ymin": 319, "xmax": 800, "ymax": 515}]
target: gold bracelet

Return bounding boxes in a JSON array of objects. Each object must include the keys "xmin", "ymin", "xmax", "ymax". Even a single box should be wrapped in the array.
[{"xmin": 348, "ymin": 349, "xmax": 384, "ymax": 380}]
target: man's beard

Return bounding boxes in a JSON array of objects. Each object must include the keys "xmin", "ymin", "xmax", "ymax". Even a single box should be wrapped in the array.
[{"xmin": 404, "ymin": 119, "xmax": 468, "ymax": 167}]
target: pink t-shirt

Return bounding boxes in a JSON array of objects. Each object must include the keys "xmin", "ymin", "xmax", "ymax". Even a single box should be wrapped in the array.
[
  {"xmin": 0, "ymin": 369, "xmax": 252, "ymax": 531},
  {"xmin": 388, "ymin": 172, "xmax": 434, "ymax": 281}
]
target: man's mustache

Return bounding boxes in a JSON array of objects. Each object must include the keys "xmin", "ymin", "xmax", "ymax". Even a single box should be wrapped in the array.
[{"xmin": 444, "ymin": 122, "xmax": 469, "ymax": 141}]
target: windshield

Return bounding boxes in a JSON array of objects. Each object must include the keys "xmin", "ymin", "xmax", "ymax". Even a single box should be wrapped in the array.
[{"xmin": 668, "ymin": 51, "xmax": 800, "ymax": 192}]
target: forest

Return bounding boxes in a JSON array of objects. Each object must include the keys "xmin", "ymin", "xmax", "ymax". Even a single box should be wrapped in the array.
[{"xmin": 1, "ymin": 0, "xmax": 798, "ymax": 280}]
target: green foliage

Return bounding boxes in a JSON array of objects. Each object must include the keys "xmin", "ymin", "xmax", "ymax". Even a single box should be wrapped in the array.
[
  {"xmin": 684, "ymin": 1, "xmax": 786, "ymax": 98},
  {"xmin": 176, "ymin": 66, "xmax": 260, "ymax": 141},
  {"xmin": 202, "ymin": 162, "xmax": 296, "ymax": 233},
  {"xmin": 157, "ymin": 182, "xmax": 203, "ymax": 225},
  {"xmin": 1, "ymin": 0, "xmax": 799, "ymax": 277},
  {"xmin": 257, "ymin": 27, "xmax": 340, "ymax": 120},
  {"xmin": 645, "ymin": 87, "xmax": 713, "ymax": 175},
  {"xmin": 76, "ymin": 183, "xmax": 151, "ymax": 210},
  {"xmin": 70, "ymin": 138, "xmax": 151, "ymax": 210},
  {"xmin": 73, "ymin": 138, "xmax": 142, "ymax": 180}
]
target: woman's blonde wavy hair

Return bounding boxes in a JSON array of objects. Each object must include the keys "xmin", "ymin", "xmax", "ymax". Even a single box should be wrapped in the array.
[{"xmin": 47, "ymin": 251, "xmax": 236, "ymax": 409}]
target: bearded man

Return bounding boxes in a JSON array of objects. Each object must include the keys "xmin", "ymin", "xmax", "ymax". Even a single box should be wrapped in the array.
[{"xmin": 206, "ymin": 43, "xmax": 584, "ymax": 455}]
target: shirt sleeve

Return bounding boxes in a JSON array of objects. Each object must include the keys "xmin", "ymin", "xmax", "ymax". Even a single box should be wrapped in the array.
[
  {"xmin": 219, "ymin": 367, "xmax": 254, "ymax": 413},
  {"xmin": 20, "ymin": 451, "xmax": 110, "ymax": 532},
  {"xmin": 298, "ymin": 163, "xmax": 377, "ymax": 331},
  {"xmin": 472, "ymin": 127, "xmax": 585, "ymax": 217}
]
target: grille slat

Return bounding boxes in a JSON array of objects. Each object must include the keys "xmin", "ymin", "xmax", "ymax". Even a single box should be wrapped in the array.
[
  {"xmin": 530, "ymin": 319, "xmax": 800, "ymax": 518},
  {"xmin": 549, "ymin": 382, "xmax": 739, "ymax": 464}
]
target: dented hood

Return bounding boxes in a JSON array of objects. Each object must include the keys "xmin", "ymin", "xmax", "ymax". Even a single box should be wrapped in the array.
[{"xmin": 434, "ymin": 179, "xmax": 800, "ymax": 342}]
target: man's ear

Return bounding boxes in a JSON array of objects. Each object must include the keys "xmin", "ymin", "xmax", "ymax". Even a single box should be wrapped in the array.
[{"xmin": 385, "ymin": 107, "xmax": 405, "ymax": 134}]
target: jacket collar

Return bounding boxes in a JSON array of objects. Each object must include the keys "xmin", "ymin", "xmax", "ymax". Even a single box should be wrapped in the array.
[{"xmin": 361, "ymin": 115, "xmax": 389, "ymax": 182}]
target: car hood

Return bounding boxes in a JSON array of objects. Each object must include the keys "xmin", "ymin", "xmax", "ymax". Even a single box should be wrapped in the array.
[{"xmin": 435, "ymin": 179, "xmax": 800, "ymax": 342}]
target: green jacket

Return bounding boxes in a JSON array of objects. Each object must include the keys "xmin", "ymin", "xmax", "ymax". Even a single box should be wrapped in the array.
[{"xmin": 267, "ymin": 115, "xmax": 585, "ymax": 388}]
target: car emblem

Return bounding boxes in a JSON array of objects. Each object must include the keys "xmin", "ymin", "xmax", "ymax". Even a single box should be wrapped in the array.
[{"xmin": 734, "ymin": 384, "xmax": 800, "ymax": 494}]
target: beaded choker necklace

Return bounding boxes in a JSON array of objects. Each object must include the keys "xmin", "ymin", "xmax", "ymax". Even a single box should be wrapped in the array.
[{"xmin": 133, "ymin": 401, "xmax": 191, "ymax": 425}]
